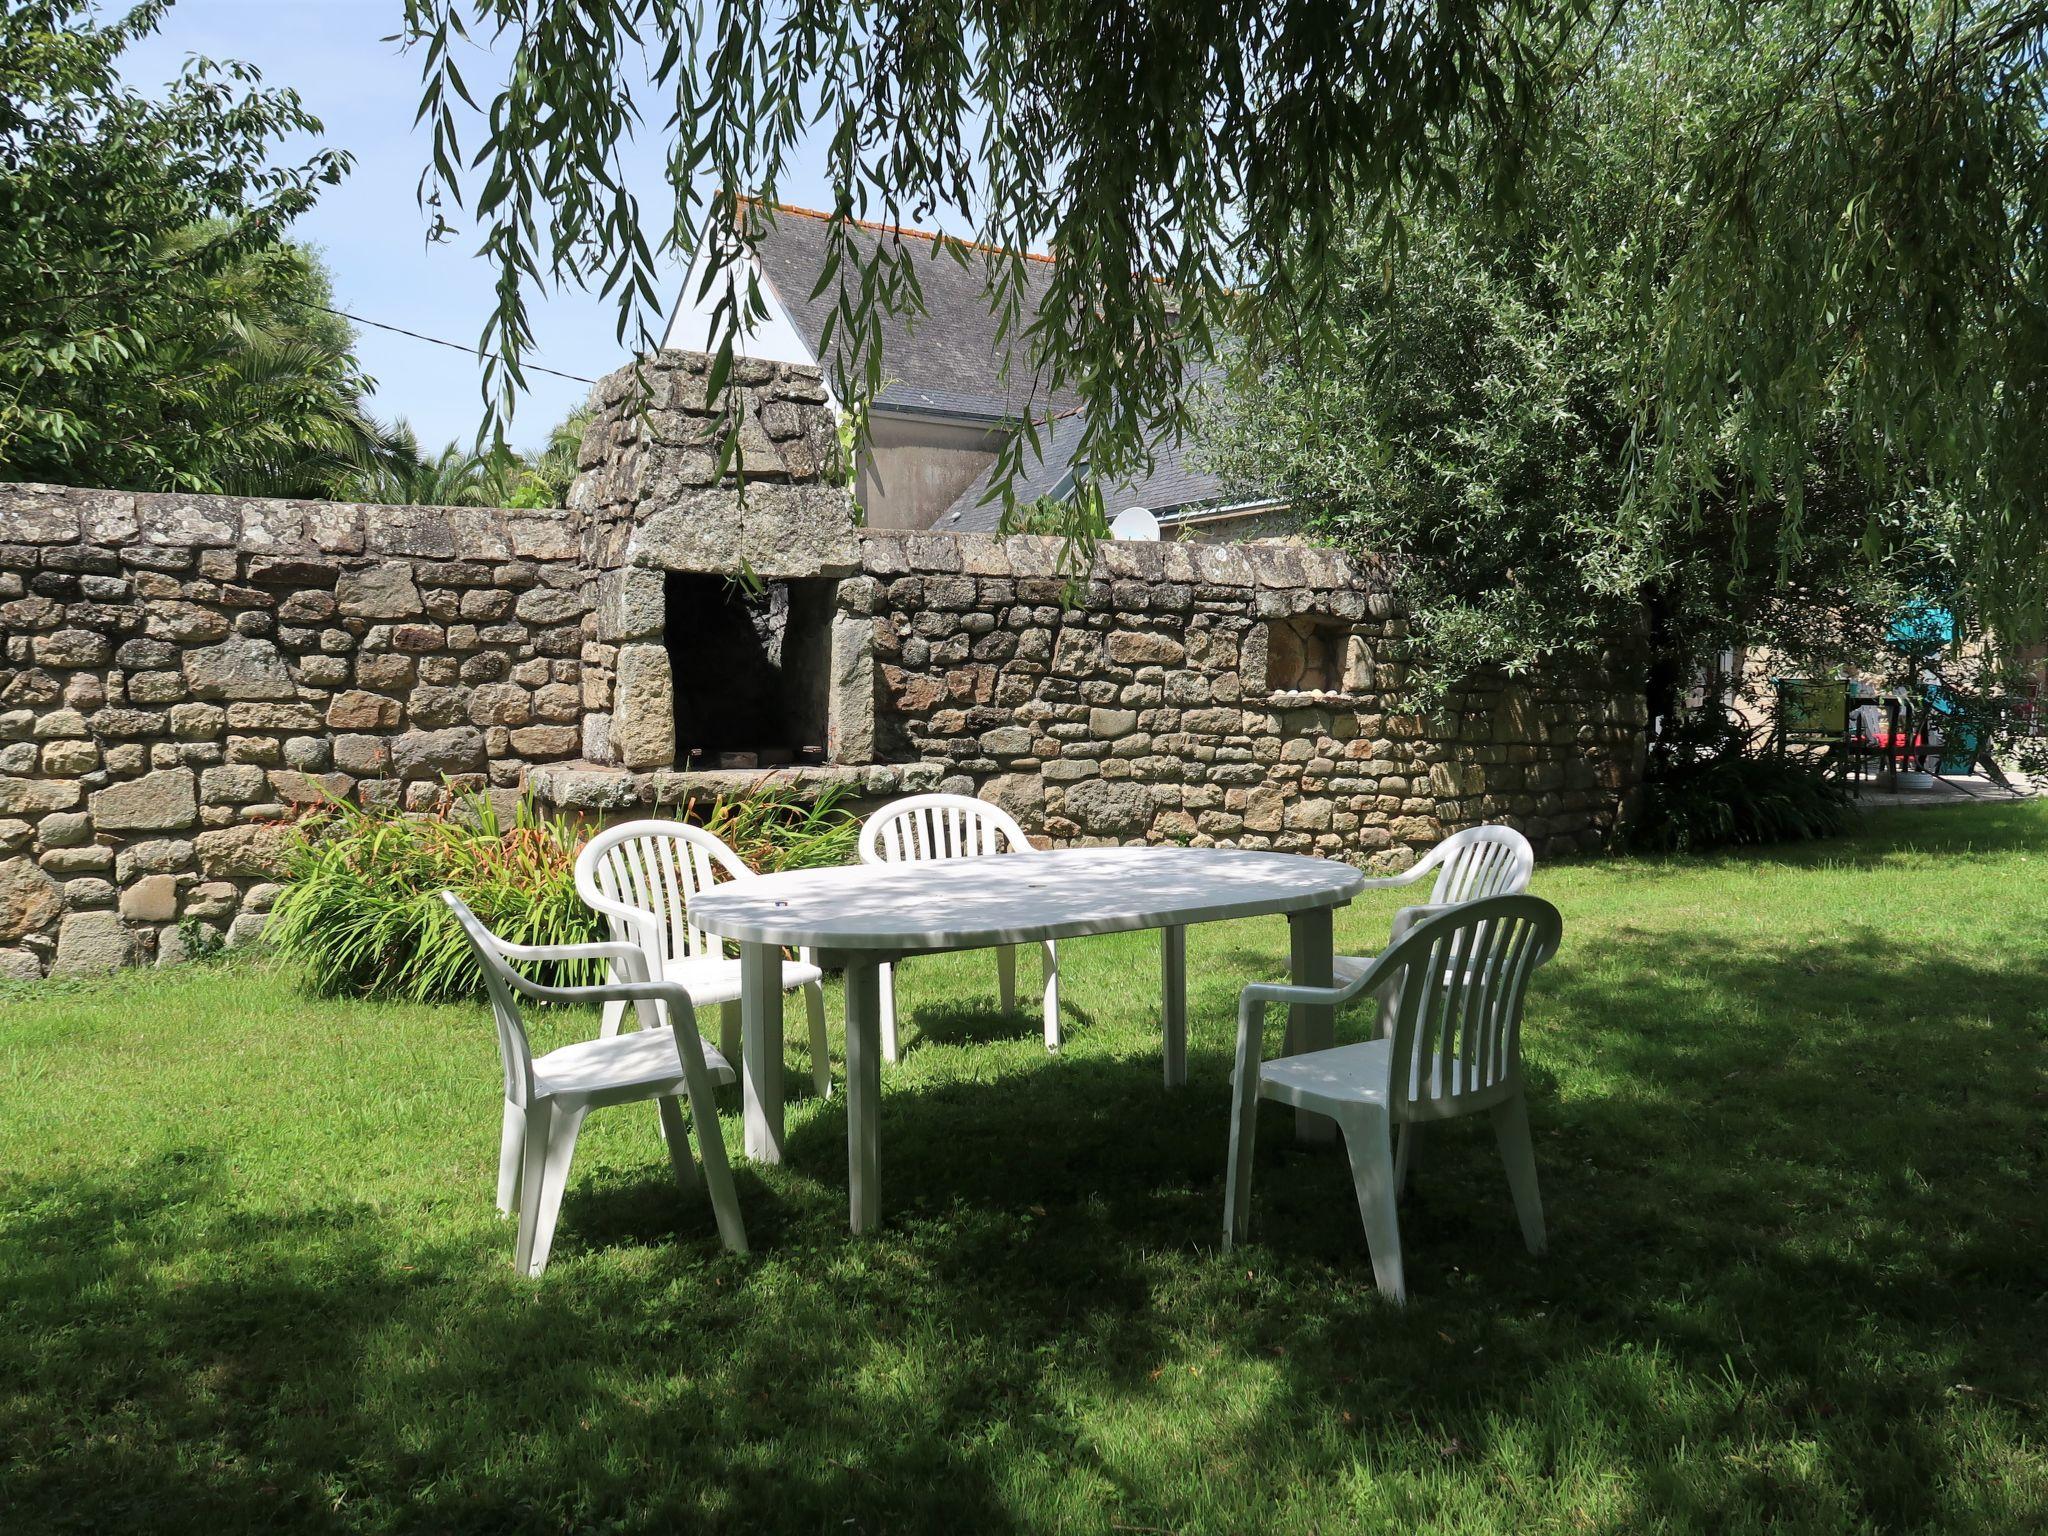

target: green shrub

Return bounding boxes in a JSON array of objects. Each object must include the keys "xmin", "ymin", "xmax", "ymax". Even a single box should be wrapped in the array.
[
  {"xmin": 268, "ymin": 790, "xmax": 604, "ymax": 1002},
  {"xmin": 269, "ymin": 783, "xmax": 861, "ymax": 1002},
  {"xmin": 686, "ymin": 781, "xmax": 860, "ymax": 872},
  {"xmin": 1632, "ymin": 753, "xmax": 1855, "ymax": 853}
]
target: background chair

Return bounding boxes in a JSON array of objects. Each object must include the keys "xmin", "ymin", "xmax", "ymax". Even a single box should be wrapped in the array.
[
  {"xmin": 440, "ymin": 891, "xmax": 748, "ymax": 1275},
  {"xmin": 1330, "ymin": 824, "xmax": 1536, "ymax": 1045},
  {"xmin": 1226, "ymin": 894, "xmax": 1564, "ymax": 1303},
  {"xmin": 574, "ymin": 819, "xmax": 832, "ymax": 1100},
  {"xmin": 857, "ymin": 793, "xmax": 1058, "ymax": 1062}
]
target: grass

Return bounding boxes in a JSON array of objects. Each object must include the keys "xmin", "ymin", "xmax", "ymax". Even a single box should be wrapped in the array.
[{"xmin": 3, "ymin": 803, "xmax": 2046, "ymax": 1533}]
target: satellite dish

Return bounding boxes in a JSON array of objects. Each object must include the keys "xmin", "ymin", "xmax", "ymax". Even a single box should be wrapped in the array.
[{"xmin": 1109, "ymin": 505, "xmax": 1160, "ymax": 541}]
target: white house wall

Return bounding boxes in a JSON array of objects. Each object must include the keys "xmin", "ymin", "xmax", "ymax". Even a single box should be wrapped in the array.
[{"xmin": 663, "ymin": 247, "xmax": 824, "ymax": 382}]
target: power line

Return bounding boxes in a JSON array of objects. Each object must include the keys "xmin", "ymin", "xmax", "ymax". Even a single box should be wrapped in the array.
[{"xmin": 314, "ymin": 304, "xmax": 600, "ymax": 386}]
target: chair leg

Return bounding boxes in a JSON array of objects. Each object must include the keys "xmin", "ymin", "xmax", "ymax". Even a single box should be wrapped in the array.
[
  {"xmin": 1041, "ymin": 940, "xmax": 1061, "ymax": 1052},
  {"xmin": 683, "ymin": 1070, "xmax": 749, "ymax": 1255},
  {"xmin": 879, "ymin": 961, "xmax": 900, "ymax": 1065},
  {"xmin": 497, "ymin": 1098, "xmax": 525, "ymax": 1216},
  {"xmin": 996, "ymin": 943, "xmax": 1018, "ymax": 1013},
  {"xmin": 803, "ymin": 979, "xmax": 832, "ymax": 1100},
  {"xmin": 1338, "ymin": 1109, "xmax": 1406, "ymax": 1304},
  {"xmin": 1394, "ymin": 1123, "xmax": 1421, "ymax": 1200},
  {"xmin": 1491, "ymin": 1093, "xmax": 1547, "ymax": 1254},
  {"xmin": 719, "ymin": 999, "xmax": 742, "ymax": 1072},
  {"xmin": 511, "ymin": 1100, "xmax": 583, "ymax": 1278},
  {"xmin": 1223, "ymin": 1083, "xmax": 1260, "ymax": 1250},
  {"xmin": 655, "ymin": 1094, "xmax": 700, "ymax": 1195}
]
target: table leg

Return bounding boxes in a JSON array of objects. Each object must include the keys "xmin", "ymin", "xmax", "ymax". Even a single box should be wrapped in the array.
[
  {"xmin": 843, "ymin": 956, "xmax": 883, "ymax": 1234},
  {"xmin": 1161, "ymin": 924, "xmax": 1188, "ymax": 1088},
  {"xmin": 1288, "ymin": 907, "xmax": 1337, "ymax": 1144},
  {"xmin": 739, "ymin": 941, "xmax": 785, "ymax": 1164}
]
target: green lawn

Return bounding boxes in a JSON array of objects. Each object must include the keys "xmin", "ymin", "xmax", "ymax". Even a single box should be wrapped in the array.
[{"xmin": 4, "ymin": 804, "xmax": 2046, "ymax": 1533}]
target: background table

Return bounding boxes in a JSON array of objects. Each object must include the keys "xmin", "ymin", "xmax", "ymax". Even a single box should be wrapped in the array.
[{"xmin": 690, "ymin": 846, "xmax": 1365, "ymax": 1232}]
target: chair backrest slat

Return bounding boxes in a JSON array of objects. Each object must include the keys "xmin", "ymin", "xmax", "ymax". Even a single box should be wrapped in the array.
[
  {"xmin": 859, "ymin": 793, "xmax": 1034, "ymax": 867},
  {"xmin": 573, "ymin": 819, "xmax": 754, "ymax": 978},
  {"xmin": 1380, "ymin": 895, "xmax": 1561, "ymax": 1117}
]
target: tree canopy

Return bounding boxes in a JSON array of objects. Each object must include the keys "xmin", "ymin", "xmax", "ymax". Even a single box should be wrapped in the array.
[
  {"xmin": 0, "ymin": 0, "xmax": 390, "ymax": 495},
  {"xmin": 404, "ymin": 0, "xmax": 2047, "ymax": 645},
  {"xmin": 1200, "ymin": 1, "xmax": 1976, "ymax": 710}
]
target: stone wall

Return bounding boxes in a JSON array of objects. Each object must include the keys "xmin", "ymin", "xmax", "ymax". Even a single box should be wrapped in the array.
[
  {"xmin": 857, "ymin": 529, "xmax": 1643, "ymax": 863},
  {"xmin": 0, "ymin": 347, "xmax": 1650, "ymax": 978},
  {"xmin": 0, "ymin": 485, "xmax": 588, "ymax": 977}
]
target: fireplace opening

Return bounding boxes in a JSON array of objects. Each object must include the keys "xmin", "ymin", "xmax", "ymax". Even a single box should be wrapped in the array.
[{"xmin": 666, "ymin": 572, "xmax": 836, "ymax": 768}]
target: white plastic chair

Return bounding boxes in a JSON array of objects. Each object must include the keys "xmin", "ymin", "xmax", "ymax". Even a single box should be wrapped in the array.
[
  {"xmin": 857, "ymin": 793, "xmax": 1059, "ymax": 1062},
  {"xmin": 574, "ymin": 819, "xmax": 832, "ymax": 1100},
  {"xmin": 1225, "ymin": 894, "xmax": 1563, "ymax": 1303},
  {"xmin": 439, "ymin": 891, "xmax": 748, "ymax": 1275},
  {"xmin": 1333, "ymin": 824, "xmax": 1536, "ymax": 991}
]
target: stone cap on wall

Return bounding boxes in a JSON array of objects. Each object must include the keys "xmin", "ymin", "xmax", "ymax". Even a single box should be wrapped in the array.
[
  {"xmin": 529, "ymin": 759, "xmax": 949, "ymax": 815},
  {"xmin": 854, "ymin": 526, "xmax": 1387, "ymax": 593},
  {"xmin": 0, "ymin": 482, "xmax": 579, "ymax": 565}
]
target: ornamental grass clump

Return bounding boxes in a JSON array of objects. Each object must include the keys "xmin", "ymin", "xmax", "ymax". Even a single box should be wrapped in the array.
[
  {"xmin": 268, "ymin": 790, "xmax": 602, "ymax": 1002},
  {"xmin": 270, "ymin": 781, "xmax": 862, "ymax": 1002},
  {"xmin": 688, "ymin": 781, "xmax": 859, "ymax": 872}
]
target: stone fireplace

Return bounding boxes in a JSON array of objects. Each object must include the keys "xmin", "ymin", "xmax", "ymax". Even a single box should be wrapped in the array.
[{"xmin": 666, "ymin": 572, "xmax": 836, "ymax": 768}]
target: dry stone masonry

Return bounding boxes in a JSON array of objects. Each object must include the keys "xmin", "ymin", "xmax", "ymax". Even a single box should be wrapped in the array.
[
  {"xmin": 859, "ymin": 531, "xmax": 1642, "ymax": 858},
  {"xmin": 1, "ymin": 348, "xmax": 1645, "ymax": 979},
  {"xmin": 0, "ymin": 486, "xmax": 588, "ymax": 976}
]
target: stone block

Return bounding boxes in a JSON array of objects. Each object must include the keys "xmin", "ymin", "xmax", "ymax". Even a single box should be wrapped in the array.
[
  {"xmin": 0, "ymin": 777, "xmax": 81, "ymax": 816},
  {"xmin": 389, "ymin": 727, "xmax": 486, "ymax": 781},
  {"xmin": 327, "ymin": 691, "xmax": 400, "ymax": 730},
  {"xmin": 979, "ymin": 726, "xmax": 1035, "ymax": 757},
  {"xmin": 1061, "ymin": 778, "xmax": 1154, "ymax": 836},
  {"xmin": 406, "ymin": 686, "xmax": 467, "ymax": 730},
  {"xmin": 507, "ymin": 725, "xmax": 580, "ymax": 758},
  {"xmin": 31, "ymin": 628, "xmax": 112, "ymax": 668},
  {"xmin": 195, "ymin": 823, "xmax": 295, "ymax": 879},
  {"xmin": 598, "ymin": 566, "xmax": 666, "ymax": 642},
  {"xmin": 201, "ymin": 764, "xmax": 269, "ymax": 806},
  {"xmin": 48, "ymin": 906, "xmax": 130, "ymax": 974},
  {"xmin": 332, "ymin": 734, "xmax": 390, "ymax": 777},
  {"xmin": 120, "ymin": 874, "xmax": 179, "ymax": 922},
  {"xmin": 114, "ymin": 839, "xmax": 193, "ymax": 880},
  {"xmin": 89, "ymin": 768, "xmax": 197, "ymax": 831},
  {"xmin": 0, "ymin": 856, "xmax": 62, "ymax": 941},
  {"xmin": 610, "ymin": 644, "xmax": 675, "ymax": 770},
  {"xmin": 514, "ymin": 586, "xmax": 584, "ymax": 625},
  {"xmin": 184, "ymin": 636, "xmax": 296, "ymax": 700}
]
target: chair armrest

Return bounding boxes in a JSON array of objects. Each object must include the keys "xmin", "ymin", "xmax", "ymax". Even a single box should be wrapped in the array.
[
  {"xmin": 1354, "ymin": 869, "xmax": 1432, "ymax": 892},
  {"xmin": 490, "ymin": 935, "xmax": 649, "ymax": 969},
  {"xmin": 494, "ymin": 970, "xmax": 720, "ymax": 1073}
]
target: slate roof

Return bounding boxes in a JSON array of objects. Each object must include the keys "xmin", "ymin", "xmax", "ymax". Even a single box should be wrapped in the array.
[
  {"xmin": 746, "ymin": 201, "xmax": 1079, "ymax": 424},
  {"xmin": 933, "ymin": 421, "xmax": 1235, "ymax": 532},
  {"xmin": 741, "ymin": 200, "xmax": 1280, "ymax": 532}
]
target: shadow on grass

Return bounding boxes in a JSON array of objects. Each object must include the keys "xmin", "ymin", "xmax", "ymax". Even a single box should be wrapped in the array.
[{"xmin": 4, "ymin": 902, "xmax": 2044, "ymax": 1532}]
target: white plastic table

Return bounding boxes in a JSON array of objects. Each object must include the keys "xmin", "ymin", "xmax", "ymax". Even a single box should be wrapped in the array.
[{"xmin": 689, "ymin": 845, "xmax": 1365, "ymax": 1233}]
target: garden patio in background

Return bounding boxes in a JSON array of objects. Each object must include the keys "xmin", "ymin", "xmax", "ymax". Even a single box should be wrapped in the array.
[{"xmin": 3, "ymin": 800, "xmax": 2044, "ymax": 1534}]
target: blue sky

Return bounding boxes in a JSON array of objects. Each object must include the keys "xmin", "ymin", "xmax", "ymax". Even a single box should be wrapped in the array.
[{"xmin": 122, "ymin": 1, "xmax": 839, "ymax": 452}]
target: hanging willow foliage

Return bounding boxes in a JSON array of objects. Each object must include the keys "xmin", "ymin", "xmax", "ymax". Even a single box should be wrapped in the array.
[{"xmin": 398, "ymin": 0, "xmax": 2047, "ymax": 646}]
